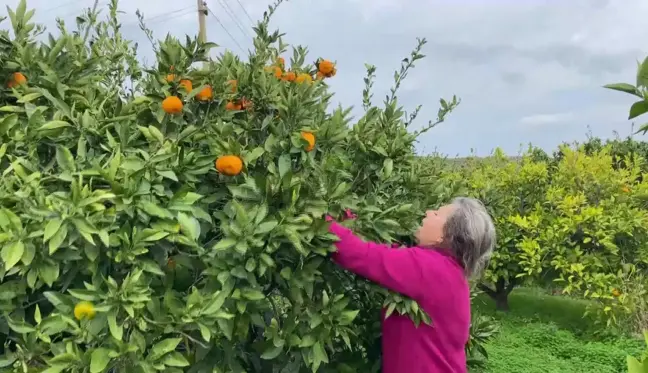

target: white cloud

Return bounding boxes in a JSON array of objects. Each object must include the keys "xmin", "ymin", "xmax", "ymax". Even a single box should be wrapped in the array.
[{"xmin": 520, "ymin": 113, "xmax": 575, "ymax": 126}]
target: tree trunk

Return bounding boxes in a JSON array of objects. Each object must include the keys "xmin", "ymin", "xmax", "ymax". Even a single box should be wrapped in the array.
[
  {"xmin": 478, "ymin": 277, "xmax": 517, "ymax": 312},
  {"xmin": 493, "ymin": 292, "xmax": 510, "ymax": 311}
]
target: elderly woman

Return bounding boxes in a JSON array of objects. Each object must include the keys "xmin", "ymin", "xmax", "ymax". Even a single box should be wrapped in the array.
[{"xmin": 328, "ymin": 197, "xmax": 495, "ymax": 373}]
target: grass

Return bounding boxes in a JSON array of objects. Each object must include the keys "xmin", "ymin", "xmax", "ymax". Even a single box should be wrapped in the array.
[{"xmin": 472, "ymin": 287, "xmax": 645, "ymax": 373}]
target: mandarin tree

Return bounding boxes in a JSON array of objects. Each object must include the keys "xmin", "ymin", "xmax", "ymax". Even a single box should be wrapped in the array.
[{"xmin": 0, "ymin": 1, "xmax": 462, "ymax": 373}]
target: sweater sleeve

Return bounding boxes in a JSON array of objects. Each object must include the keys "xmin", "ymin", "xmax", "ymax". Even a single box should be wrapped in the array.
[{"xmin": 329, "ymin": 221, "xmax": 427, "ymax": 301}]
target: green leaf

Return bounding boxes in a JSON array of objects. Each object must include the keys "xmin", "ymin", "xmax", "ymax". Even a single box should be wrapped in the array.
[
  {"xmin": 56, "ymin": 145, "xmax": 76, "ymax": 172},
  {"xmin": 7, "ymin": 317, "xmax": 35, "ymax": 333},
  {"xmin": 278, "ymin": 154, "xmax": 291, "ymax": 178},
  {"xmin": 637, "ymin": 56, "xmax": 648, "ymax": 88},
  {"xmin": 90, "ymin": 348, "xmax": 111, "ymax": 373},
  {"xmin": 43, "ymin": 219, "xmax": 63, "ymax": 243},
  {"xmin": 161, "ymin": 352, "xmax": 190, "ymax": 367},
  {"xmin": 244, "ymin": 147, "xmax": 265, "ymax": 164},
  {"xmin": 629, "ymin": 100, "xmax": 648, "ymax": 120},
  {"xmin": 177, "ymin": 212, "xmax": 200, "ymax": 241},
  {"xmin": 260, "ymin": 344, "xmax": 283, "ymax": 360},
  {"xmin": 143, "ymin": 231, "xmax": 169, "ymax": 242},
  {"xmin": 49, "ymin": 222, "xmax": 68, "ymax": 254},
  {"xmin": 604, "ymin": 83, "xmax": 640, "ymax": 97},
  {"xmin": 72, "ymin": 219, "xmax": 95, "ymax": 245},
  {"xmin": 313, "ymin": 341, "xmax": 329, "ymax": 367},
  {"xmin": 108, "ymin": 309, "xmax": 123, "ymax": 341},
  {"xmin": 138, "ymin": 201, "xmax": 173, "ymax": 219},
  {"xmin": 255, "ymin": 220, "xmax": 278, "ymax": 235},
  {"xmin": 17, "ymin": 92, "xmax": 43, "ymax": 103},
  {"xmin": 149, "ymin": 338, "xmax": 182, "ymax": 361},
  {"xmin": 1, "ymin": 241, "xmax": 24, "ymax": 270},
  {"xmin": 157, "ymin": 169, "xmax": 178, "ymax": 181},
  {"xmin": 197, "ymin": 323, "xmax": 211, "ymax": 342},
  {"xmin": 0, "ymin": 114, "xmax": 18, "ymax": 135},
  {"xmin": 241, "ymin": 288, "xmax": 265, "ymax": 301},
  {"xmin": 148, "ymin": 125, "xmax": 165, "ymax": 143},
  {"xmin": 627, "ymin": 356, "xmax": 644, "ymax": 373},
  {"xmin": 212, "ymin": 238, "xmax": 237, "ymax": 251},
  {"xmin": 140, "ymin": 259, "xmax": 164, "ymax": 276},
  {"xmin": 338, "ymin": 310, "xmax": 359, "ymax": 326},
  {"xmin": 38, "ymin": 120, "xmax": 71, "ymax": 131},
  {"xmin": 39, "ymin": 262, "xmax": 59, "ymax": 287},
  {"xmin": 203, "ymin": 290, "xmax": 229, "ymax": 315}
]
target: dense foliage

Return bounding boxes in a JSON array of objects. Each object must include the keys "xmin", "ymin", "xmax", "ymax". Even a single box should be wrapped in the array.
[
  {"xmin": 0, "ymin": 1, "xmax": 476, "ymax": 372},
  {"xmin": 437, "ymin": 143, "xmax": 648, "ymax": 325}
]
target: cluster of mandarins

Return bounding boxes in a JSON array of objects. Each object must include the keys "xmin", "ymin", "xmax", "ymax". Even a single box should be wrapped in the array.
[
  {"xmin": 268, "ymin": 57, "xmax": 337, "ymax": 84},
  {"xmin": 157, "ymin": 61, "xmax": 320, "ymax": 180},
  {"xmin": 161, "ymin": 66, "xmax": 213, "ymax": 116},
  {"xmin": 5, "ymin": 59, "xmax": 322, "ymax": 186}
]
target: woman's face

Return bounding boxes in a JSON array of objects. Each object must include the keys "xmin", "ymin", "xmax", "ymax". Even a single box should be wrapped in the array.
[{"xmin": 415, "ymin": 204, "xmax": 455, "ymax": 248}]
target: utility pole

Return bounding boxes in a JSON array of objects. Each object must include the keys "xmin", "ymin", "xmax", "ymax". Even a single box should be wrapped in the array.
[
  {"xmin": 197, "ymin": 0, "xmax": 208, "ymax": 68},
  {"xmin": 197, "ymin": 0, "xmax": 207, "ymax": 44}
]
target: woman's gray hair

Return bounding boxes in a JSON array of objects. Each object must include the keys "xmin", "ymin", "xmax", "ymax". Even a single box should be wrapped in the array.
[{"xmin": 443, "ymin": 197, "xmax": 495, "ymax": 279}]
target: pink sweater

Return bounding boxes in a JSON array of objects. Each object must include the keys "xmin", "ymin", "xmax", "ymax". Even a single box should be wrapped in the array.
[{"xmin": 329, "ymin": 222, "xmax": 470, "ymax": 373}]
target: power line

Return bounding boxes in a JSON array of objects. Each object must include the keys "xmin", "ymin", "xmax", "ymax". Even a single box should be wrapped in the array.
[
  {"xmin": 233, "ymin": 0, "xmax": 255, "ymax": 24},
  {"xmin": 213, "ymin": 0, "xmax": 252, "ymax": 39},
  {"xmin": 204, "ymin": 5, "xmax": 245, "ymax": 54},
  {"xmin": 142, "ymin": 6, "xmax": 196, "ymax": 23}
]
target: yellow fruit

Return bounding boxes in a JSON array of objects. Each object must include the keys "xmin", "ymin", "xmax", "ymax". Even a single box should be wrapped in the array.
[
  {"xmin": 74, "ymin": 301, "xmax": 96, "ymax": 320},
  {"xmin": 228, "ymin": 79, "xmax": 238, "ymax": 92},
  {"xmin": 162, "ymin": 96, "xmax": 183, "ymax": 114},
  {"xmin": 295, "ymin": 73, "xmax": 313, "ymax": 84},
  {"xmin": 165, "ymin": 73, "xmax": 176, "ymax": 82},
  {"xmin": 215, "ymin": 155, "xmax": 243, "ymax": 176}
]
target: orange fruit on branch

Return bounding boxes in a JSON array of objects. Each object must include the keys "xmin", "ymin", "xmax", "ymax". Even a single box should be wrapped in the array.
[
  {"xmin": 225, "ymin": 101, "xmax": 242, "ymax": 111},
  {"xmin": 277, "ymin": 57, "xmax": 285, "ymax": 67},
  {"xmin": 196, "ymin": 85, "xmax": 213, "ymax": 101},
  {"xmin": 301, "ymin": 131, "xmax": 315, "ymax": 152},
  {"xmin": 215, "ymin": 155, "xmax": 243, "ymax": 176},
  {"xmin": 282, "ymin": 71, "xmax": 296, "ymax": 82},
  {"xmin": 165, "ymin": 73, "xmax": 176, "ymax": 83},
  {"xmin": 272, "ymin": 66, "xmax": 282, "ymax": 79},
  {"xmin": 179, "ymin": 79, "xmax": 192, "ymax": 92},
  {"xmin": 318, "ymin": 59, "xmax": 335, "ymax": 75},
  {"xmin": 7, "ymin": 72, "xmax": 27, "ymax": 88},
  {"xmin": 162, "ymin": 96, "xmax": 183, "ymax": 114}
]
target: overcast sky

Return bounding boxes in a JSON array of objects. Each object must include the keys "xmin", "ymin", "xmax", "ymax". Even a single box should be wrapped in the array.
[{"xmin": 5, "ymin": 0, "xmax": 648, "ymax": 156}]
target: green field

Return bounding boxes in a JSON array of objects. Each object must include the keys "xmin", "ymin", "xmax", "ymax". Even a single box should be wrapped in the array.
[{"xmin": 473, "ymin": 288, "xmax": 644, "ymax": 373}]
